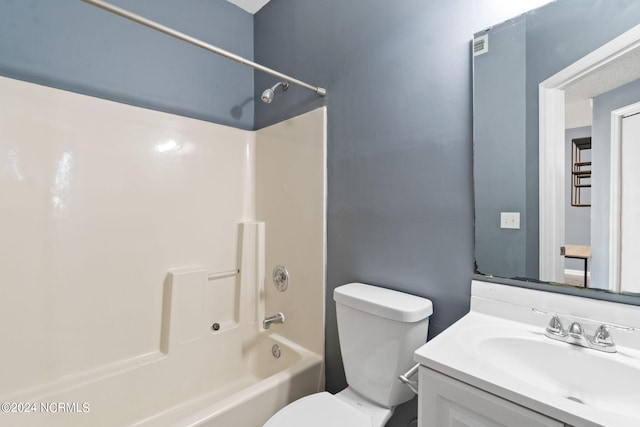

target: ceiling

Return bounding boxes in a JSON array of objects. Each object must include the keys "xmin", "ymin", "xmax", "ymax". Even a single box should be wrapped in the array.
[
  {"xmin": 564, "ymin": 43, "xmax": 640, "ymax": 128},
  {"xmin": 565, "ymin": 44, "xmax": 640, "ymax": 102},
  {"xmin": 226, "ymin": 0, "xmax": 270, "ymax": 14}
]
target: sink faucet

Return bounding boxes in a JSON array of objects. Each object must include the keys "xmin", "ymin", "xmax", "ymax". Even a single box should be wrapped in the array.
[
  {"xmin": 533, "ymin": 309, "xmax": 635, "ymax": 353},
  {"xmin": 263, "ymin": 312, "xmax": 285, "ymax": 329}
]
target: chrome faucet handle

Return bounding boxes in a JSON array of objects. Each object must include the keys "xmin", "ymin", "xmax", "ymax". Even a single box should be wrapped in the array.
[
  {"xmin": 532, "ymin": 308, "xmax": 566, "ymax": 336},
  {"xmin": 593, "ymin": 325, "xmax": 612, "ymax": 345},
  {"xmin": 549, "ymin": 315, "xmax": 566, "ymax": 335},
  {"xmin": 593, "ymin": 323, "xmax": 634, "ymax": 344}
]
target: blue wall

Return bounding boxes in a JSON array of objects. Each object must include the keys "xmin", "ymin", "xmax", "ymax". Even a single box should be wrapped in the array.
[
  {"xmin": 473, "ymin": 16, "xmax": 528, "ymax": 279},
  {"xmin": 253, "ymin": 2, "xmax": 558, "ymax": 425},
  {"xmin": 255, "ymin": 0, "xmax": 475, "ymax": 398},
  {"xmin": 0, "ymin": 0, "xmax": 254, "ymax": 129}
]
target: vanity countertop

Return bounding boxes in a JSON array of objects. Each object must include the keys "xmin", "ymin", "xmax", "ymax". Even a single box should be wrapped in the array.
[{"xmin": 414, "ymin": 280, "xmax": 640, "ymax": 427}]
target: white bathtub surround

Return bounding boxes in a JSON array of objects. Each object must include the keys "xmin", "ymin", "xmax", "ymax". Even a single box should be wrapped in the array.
[
  {"xmin": 415, "ymin": 280, "xmax": 640, "ymax": 427},
  {"xmin": 0, "ymin": 76, "xmax": 326, "ymax": 426},
  {"xmin": 256, "ymin": 109, "xmax": 327, "ymax": 356}
]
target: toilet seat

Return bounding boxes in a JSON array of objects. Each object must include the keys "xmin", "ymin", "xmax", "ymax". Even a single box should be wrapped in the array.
[{"xmin": 263, "ymin": 392, "xmax": 370, "ymax": 427}]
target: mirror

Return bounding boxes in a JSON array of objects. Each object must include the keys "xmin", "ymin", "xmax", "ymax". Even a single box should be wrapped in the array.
[{"xmin": 473, "ymin": 0, "xmax": 640, "ymax": 296}]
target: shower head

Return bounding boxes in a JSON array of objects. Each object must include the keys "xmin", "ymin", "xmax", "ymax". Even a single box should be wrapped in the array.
[{"xmin": 261, "ymin": 81, "xmax": 289, "ymax": 104}]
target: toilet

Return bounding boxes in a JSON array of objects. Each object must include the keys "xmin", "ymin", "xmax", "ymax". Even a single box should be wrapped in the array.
[{"xmin": 264, "ymin": 282, "xmax": 433, "ymax": 427}]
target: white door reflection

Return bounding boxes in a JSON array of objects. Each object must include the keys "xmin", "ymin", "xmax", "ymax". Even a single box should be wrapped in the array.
[{"xmin": 620, "ymin": 112, "xmax": 640, "ymax": 293}]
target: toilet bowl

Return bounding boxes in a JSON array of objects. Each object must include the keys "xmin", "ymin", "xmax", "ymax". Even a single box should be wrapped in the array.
[
  {"xmin": 263, "ymin": 389, "xmax": 386, "ymax": 427},
  {"xmin": 264, "ymin": 283, "xmax": 433, "ymax": 427}
]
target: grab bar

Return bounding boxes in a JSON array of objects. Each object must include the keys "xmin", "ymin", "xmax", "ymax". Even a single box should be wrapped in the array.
[
  {"xmin": 207, "ymin": 269, "xmax": 239, "ymax": 281},
  {"xmin": 398, "ymin": 363, "xmax": 420, "ymax": 395}
]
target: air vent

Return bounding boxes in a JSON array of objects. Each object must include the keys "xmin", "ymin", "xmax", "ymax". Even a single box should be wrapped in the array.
[{"xmin": 473, "ymin": 34, "xmax": 488, "ymax": 56}]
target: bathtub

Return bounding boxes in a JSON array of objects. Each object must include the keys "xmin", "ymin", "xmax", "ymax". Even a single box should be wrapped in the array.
[
  {"xmin": 0, "ymin": 332, "xmax": 322, "ymax": 427},
  {"xmin": 0, "ymin": 221, "xmax": 324, "ymax": 427},
  {"xmin": 135, "ymin": 333, "xmax": 323, "ymax": 427}
]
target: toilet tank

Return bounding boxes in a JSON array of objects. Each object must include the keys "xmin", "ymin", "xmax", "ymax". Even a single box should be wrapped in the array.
[{"xmin": 334, "ymin": 283, "xmax": 433, "ymax": 408}]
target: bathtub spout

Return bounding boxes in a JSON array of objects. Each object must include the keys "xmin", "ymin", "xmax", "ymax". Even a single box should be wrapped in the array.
[{"xmin": 263, "ymin": 312, "xmax": 285, "ymax": 329}]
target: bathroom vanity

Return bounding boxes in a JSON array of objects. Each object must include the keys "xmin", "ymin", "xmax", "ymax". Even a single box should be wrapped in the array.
[
  {"xmin": 414, "ymin": 281, "xmax": 640, "ymax": 427},
  {"xmin": 419, "ymin": 368, "xmax": 563, "ymax": 426}
]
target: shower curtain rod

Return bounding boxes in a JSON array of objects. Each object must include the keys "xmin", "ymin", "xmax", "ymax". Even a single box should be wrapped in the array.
[{"xmin": 81, "ymin": 0, "xmax": 327, "ymax": 97}]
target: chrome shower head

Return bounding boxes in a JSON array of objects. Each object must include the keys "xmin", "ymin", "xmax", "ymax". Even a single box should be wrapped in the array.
[
  {"xmin": 261, "ymin": 81, "xmax": 289, "ymax": 104},
  {"xmin": 260, "ymin": 88, "xmax": 275, "ymax": 104}
]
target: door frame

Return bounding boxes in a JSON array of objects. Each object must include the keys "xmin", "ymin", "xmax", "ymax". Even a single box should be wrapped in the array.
[{"xmin": 539, "ymin": 24, "xmax": 640, "ymax": 285}]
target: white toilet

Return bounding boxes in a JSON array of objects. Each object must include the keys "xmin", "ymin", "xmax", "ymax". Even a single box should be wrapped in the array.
[{"xmin": 264, "ymin": 282, "xmax": 433, "ymax": 427}]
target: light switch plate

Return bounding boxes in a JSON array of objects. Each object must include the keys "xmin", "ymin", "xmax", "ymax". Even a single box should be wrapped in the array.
[{"xmin": 500, "ymin": 212, "xmax": 520, "ymax": 229}]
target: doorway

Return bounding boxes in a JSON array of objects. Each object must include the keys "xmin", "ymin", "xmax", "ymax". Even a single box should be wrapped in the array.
[{"xmin": 619, "ymin": 111, "xmax": 640, "ymax": 293}]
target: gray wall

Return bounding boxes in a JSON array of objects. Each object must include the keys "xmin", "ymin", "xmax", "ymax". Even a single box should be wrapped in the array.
[
  {"xmin": 473, "ymin": 16, "xmax": 527, "ymax": 279},
  {"xmin": 564, "ymin": 127, "xmax": 591, "ymax": 271},
  {"xmin": 253, "ymin": 1, "xmax": 558, "ymax": 426},
  {"xmin": 0, "ymin": 0, "xmax": 254, "ymax": 129},
  {"xmin": 591, "ymin": 79, "xmax": 640, "ymax": 289}
]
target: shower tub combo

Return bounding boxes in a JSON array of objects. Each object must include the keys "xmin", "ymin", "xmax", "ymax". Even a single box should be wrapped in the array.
[
  {"xmin": 0, "ymin": 1, "xmax": 327, "ymax": 415},
  {"xmin": 0, "ymin": 222, "xmax": 323, "ymax": 427}
]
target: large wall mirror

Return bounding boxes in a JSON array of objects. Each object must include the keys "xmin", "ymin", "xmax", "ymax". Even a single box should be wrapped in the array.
[{"xmin": 473, "ymin": 0, "xmax": 640, "ymax": 298}]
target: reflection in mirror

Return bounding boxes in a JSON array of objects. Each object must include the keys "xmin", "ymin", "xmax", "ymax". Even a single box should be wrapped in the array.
[{"xmin": 473, "ymin": 0, "xmax": 640, "ymax": 296}]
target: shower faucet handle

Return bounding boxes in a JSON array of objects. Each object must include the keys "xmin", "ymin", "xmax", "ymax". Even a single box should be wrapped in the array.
[{"xmin": 272, "ymin": 265, "xmax": 289, "ymax": 292}]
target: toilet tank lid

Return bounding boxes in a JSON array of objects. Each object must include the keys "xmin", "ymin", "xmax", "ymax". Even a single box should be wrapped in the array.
[{"xmin": 334, "ymin": 283, "xmax": 433, "ymax": 323}]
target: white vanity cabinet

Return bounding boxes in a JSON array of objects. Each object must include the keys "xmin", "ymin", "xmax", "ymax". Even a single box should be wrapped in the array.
[
  {"xmin": 414, "ymin": 281, "xmax": 640, "ymax": 427},
  {"xmin": 418, "ymin": 367, "xmax": 569, "ymax": 427}
]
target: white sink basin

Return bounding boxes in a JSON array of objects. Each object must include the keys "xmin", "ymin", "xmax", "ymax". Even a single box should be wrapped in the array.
[
  {"xmin": 415, "ymin": 304, "xmax": 640, "ymax": 427},
  {"xmin": 476, "ymin": 335, "xmax": 640, "ymax": 421}
]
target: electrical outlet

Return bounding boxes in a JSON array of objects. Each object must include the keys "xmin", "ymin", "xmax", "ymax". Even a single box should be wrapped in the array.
[{"xmin": 500, "ymin": 212, "xmax": 520, "ymax": 229}]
